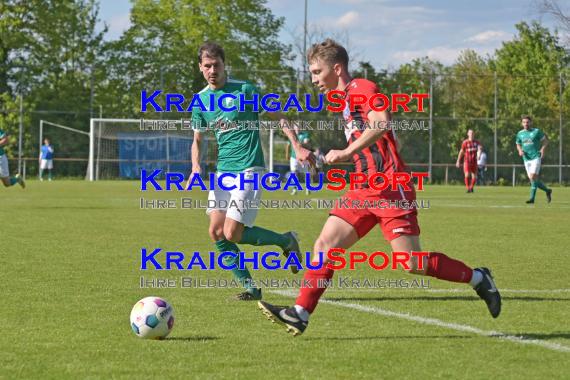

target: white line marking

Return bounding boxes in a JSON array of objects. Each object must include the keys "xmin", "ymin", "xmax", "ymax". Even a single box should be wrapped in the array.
[{"xmin": 269, "ymin": 289, "xmax": 570, "ymax": 353}]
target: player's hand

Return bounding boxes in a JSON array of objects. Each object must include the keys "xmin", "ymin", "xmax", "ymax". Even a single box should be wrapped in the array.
[
  {"xmin": 185, "ymin": 165, "xmax": 201, "ymax": 189},
  {"xmin": 455, "ymin": 162, "xmax": 460, "ymax": 168},
  {"xmin": 325, "ymin": 149, "xmax": 351, "ymax": 164},
  {"xmin": 295, "ymin": 146, "xmax": 316, "ymax": 167},
  {"xmin": 540, "ymin": 150, "xmax": 545, "ymax": 158},
  {"xmin": 518, "ymin": 151, "xmax": 523, "ymax": 157}
]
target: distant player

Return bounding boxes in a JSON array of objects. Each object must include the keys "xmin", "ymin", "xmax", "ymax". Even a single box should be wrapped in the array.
[
  {"xmin": 39, "ymin": 138, "xmax": 54, "ymax": 181},
  {"xmin": 476, "ymin": 145, "xmax": 487, "ymax": 186},
  {"xmin": 258, "ymin": 39, "xmax": 501, "ymax": 336},
  {"xmin": 0, "ymin": 128, "xmax": 25, "ymax": 189},
  {"xmin": 187, "ymin": 42, "xmax": 315, "ymax": 301},
  {"xmin": 516, "ymin": 116, "xmax": 552, "ymax": 204},
  {"xmin": 286, "ymin": 126, "xmax": 311, "ymax": 195},
  {"xmin": 456, "ymin": 129, "xmax": 480, "ymax": 193}
]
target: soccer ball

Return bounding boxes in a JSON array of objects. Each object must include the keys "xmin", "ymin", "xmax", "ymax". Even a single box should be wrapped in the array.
[{"xmin": 130, "ymin": 296, "xmax": 175, "ymax": 339}]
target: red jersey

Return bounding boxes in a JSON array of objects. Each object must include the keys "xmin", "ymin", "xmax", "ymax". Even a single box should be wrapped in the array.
[
  {"xmin": 461, "ymin": 139, "xmax": 480, "ymax": 166},
  {"xmin": 342, "ymin": 78, "xmax": 410, "ymax": 189}
]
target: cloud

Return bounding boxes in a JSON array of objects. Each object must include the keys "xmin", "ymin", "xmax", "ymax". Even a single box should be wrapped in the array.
[
  {"xmin": 466, "ymin": 30, "xmax": 510, "ymax": 44},
  {"xmin": 337, "ymin": 11, "xmax": 359, "ymax": 28},
  {"xmin": 392, "ymin": 46, "xmax": 463, "ymax": 65}
]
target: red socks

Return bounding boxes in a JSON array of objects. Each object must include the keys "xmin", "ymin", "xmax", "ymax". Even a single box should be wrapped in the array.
[
  {"xmin": 464, "ymin": 177, "xmax": 470, "ymax": 190},
  {"xmin": 426, "ymin": 252, "xmax": 473, "ymax": 283},
  {"xmin": 470, "ymin": 177, "xmax": 476, "ymax": 189},
  {"xmin": 295, "ymin": 263, "xmax": 334, "ymax": 313}
]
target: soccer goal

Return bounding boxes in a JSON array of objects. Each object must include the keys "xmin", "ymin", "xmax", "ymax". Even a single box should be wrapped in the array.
[{"xmin": 86, "ymin": 118, "xmax": 289, "ymax": 181}]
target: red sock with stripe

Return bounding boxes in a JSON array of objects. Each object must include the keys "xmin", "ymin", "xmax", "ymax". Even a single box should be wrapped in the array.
[
  {"xmin": 426, "ymin": 252, "xmax": 473, "ymax": 283},
  {"xmin": 295, "ymin": 263, "xmax": 334, "ymax": 313}
]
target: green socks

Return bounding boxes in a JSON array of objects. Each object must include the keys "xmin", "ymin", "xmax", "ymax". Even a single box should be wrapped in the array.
[
  {"xmin": 215, "ymin": 239, "xmax": 260, "ymax": 297},
  {"xmin": 239, "ymin": 226, "xmax": 289, "ymax": 249}
]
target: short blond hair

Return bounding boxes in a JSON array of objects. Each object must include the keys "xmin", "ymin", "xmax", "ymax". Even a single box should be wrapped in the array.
[{"xmin": 307, "ymin": 39, "xmax": 349, "ymax": 69}]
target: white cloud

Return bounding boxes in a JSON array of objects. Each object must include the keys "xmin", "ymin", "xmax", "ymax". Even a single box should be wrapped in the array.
[
  {"xmin": 392, "ymin": 46, "xmax": 462, "ymax": 65},
  {"xmin": 466, "ymin": 30, "xmax": 510, "ymax": 44},
  {"xmin": 337, "ymin": 11, "xmax": 359, "ymax": 28}
]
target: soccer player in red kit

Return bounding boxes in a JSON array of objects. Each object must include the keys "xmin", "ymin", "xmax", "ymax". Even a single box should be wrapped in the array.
[
  {"xmin": 456, "ymin": 129, "xmax": 481, "ymax": 193},
  {"xmin": 258, "ymin": 39, "xmax": 501, "ymax": 336}
]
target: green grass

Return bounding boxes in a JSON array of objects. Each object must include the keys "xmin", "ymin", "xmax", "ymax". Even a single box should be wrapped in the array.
[{"xmin": 2, "ymin": 181, "xmax": 569, "ymax": 379}]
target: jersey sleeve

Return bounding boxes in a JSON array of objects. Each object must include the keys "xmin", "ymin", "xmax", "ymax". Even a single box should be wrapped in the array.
[
  {"xmin": 515, "ymin": 132, "xmax": 522, "ymax": 145},
  {"xmin": 537, "ymin": 129, "xmax": 546, "ymax": 141},
  {"xmin": 0, "ymin": 130, "xmax": 5, "ymax": 139},
  {"xmin": 461, "ymin": 140, "xmax": 467, "ymax": 151}
]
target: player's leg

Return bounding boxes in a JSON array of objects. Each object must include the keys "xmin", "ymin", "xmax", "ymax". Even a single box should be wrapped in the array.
[
  {"xmin": 469, "ymin": 168, "xmax": 477, "ymax": 191},
  {"xmin": 47, "ymin": 160, "xmax": 53, "ymax": 181},
  {"xmin": 289, "ymin": 157, "xmax": 298, "ymax": 195},
  {"xmin": 259, "ymin": 215, "xmax": 363, "ymax": 335},
  {"xmin": 525, "ymin": 159, "xmax": 550, "ymax": 203},
  {"xmin": 385, "ymin": 216, "xmax": 501, "ymax": 318},
  {"xmin": 527, "ymin": 159, "xmax": 551, "ymax": 203},
  {"xmin": 39, "ymin": 159, "xmax": 45, "ymax": 181},
  {"xmin": 463, "ymin": 162, "xmax": 471, "ymax": 192},
  {"xmin": 206, "ymin": 177, "xmax": 259, "ymax": 300},
  {"xmin": 224, "ymin": 170, "xmax": 301, "ymax": 273},
  {"xmin": 0, "ymin": 155, "xmax": 24, "ymax": 188}
]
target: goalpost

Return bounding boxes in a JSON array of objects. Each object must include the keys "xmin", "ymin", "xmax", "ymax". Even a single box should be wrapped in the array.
[
  {"xmin": 39, "ymin": 120, "xmax": 90, "ymax": 178},
  {"xmin": 87, "ymin": 118, "xmax": 285, "ymax": 181}
]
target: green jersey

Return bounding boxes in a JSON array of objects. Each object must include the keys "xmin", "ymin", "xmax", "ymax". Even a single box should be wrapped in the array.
[
  {"xmin": 192, "ymin": 79, "xmax": 264, "ymax": 173},
  {"xmin": 290, "ymin": 132, "xmax": 309, "ymax": 159},
  {"xmin": 516, "ymin": 128, "xmax": 545, "ymax": 161},
  {"xmin": 0, "ymin": 129, "xmax": 5, "ymax": 156}
]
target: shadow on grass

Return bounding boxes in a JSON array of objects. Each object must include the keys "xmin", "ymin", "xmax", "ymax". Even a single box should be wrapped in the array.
[
  {"xmin": 504, "ymin": 332, "xmax": 570, "ymax": 340},
  {"xmin": 305, "ymin": 335, "xmax": 474, "ymax": 341},
  {"xmin": 167, "ymin": 336, "xmax": 220, "ymax": 342}
]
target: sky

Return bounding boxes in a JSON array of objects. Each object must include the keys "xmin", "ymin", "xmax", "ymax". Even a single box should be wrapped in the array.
[{"xmin": 96, "ymin": 0, "xmax": 567, "ymax": 70}]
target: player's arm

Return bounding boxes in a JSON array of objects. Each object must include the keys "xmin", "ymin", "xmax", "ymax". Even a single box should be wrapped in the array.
[
  {"xmin": 455, "ymin": 145, "xmax": 464, "ymax": 168},
  {"xmin": 191, "ymin": 130, "xmax": 202, "ymax": 174},
  {"xmin": 540, "ymin": 134, "xmax": 549, "ymax": 158},
  {"xmin": 0, "ymin": 135, "xmax": 8, "ymax": 147},
  {"xmin": 325, "ymin": 109, "xmax": 390, "ymax": 164},
  {"xmin": 267, "ymin": 111, "xmax": 315, "ymax": 166},
  {"xmin": 516, "ymin": 144, "xmax": 523, "ymax": 157}
]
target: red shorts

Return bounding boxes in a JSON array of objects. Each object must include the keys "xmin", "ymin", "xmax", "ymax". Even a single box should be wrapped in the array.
[
  {"xmin": 463, "ymin": 161, "xmax": 478, "ymax": 174},
  {"xmin": 330, "ymin": 186, "xmax": 420, "ymax": 242}
]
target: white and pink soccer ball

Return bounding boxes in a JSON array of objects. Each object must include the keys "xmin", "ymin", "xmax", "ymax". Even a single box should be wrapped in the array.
[{"xmin": 130, "ymin": 297, "xmax": 175, "ymax": 339}]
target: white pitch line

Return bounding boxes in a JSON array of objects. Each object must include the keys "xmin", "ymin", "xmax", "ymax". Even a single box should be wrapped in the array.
[{"xmin": 269, "ymin": 289, "xmax": 570, "ymax": 353}]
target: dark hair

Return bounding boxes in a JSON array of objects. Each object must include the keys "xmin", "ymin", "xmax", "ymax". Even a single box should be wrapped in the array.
[
  {"xmin": 198, "ymin": 42, "xmax": 225, "ymax": 63},
  {"xmin": 307, "ymin": 39, "xmax": 349, "ymax": 69},
  {"xmin": 522, "ymin": 115, "xmax": 532, "ymax": 122}
]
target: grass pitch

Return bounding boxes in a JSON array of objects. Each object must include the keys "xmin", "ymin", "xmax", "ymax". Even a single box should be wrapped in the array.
[{"xmin": 2, "ymin": 181, "xmax": 569, "ymax": 379}]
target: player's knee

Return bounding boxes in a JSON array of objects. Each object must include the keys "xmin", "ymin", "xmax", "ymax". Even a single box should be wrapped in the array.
[
  {"xmin": 223, "ymin": 227, "xmax": 242, "ymax": 243},
  {"xmin": 208, "ymin": 226, "xmax": 225, "ymax": 242},
  {"xmin": 312, "ymin": 237, "xmax": 331, "ymax": 263}
]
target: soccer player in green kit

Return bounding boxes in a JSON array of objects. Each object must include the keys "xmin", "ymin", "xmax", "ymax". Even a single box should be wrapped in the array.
[
  {"xmin": 516, "ymin": 116, "xmax": 552, "ymax": 204},
  {"xmin": 0, "ymin": 128, "xmax": 25, "ymax": 189},
  {"xmin": 187, "ymin": 42, "xmax": 315, "ymax": 300}
]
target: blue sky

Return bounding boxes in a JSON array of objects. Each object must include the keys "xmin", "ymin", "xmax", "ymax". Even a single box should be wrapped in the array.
[{"xmin": 96, "ymin": 0, "xmax": 565, "ymax": 69}]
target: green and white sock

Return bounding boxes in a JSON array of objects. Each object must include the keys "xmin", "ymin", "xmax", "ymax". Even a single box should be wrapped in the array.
[
  {"xmin": 239, "ymin": 226, "xmax": 289, "ymax": 249},
  {"xmin": 529, "ymin": 181, "xmax": 537, "ymax": 201},
  {"xmin": 215, "ymin": 240, "xmax": 259, "ymax": 296}
]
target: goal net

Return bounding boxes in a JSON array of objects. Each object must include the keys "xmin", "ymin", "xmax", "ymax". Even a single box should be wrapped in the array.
[{"xmin": 87, "ymin": 118, "xmax": 286, "ymax": 181}]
